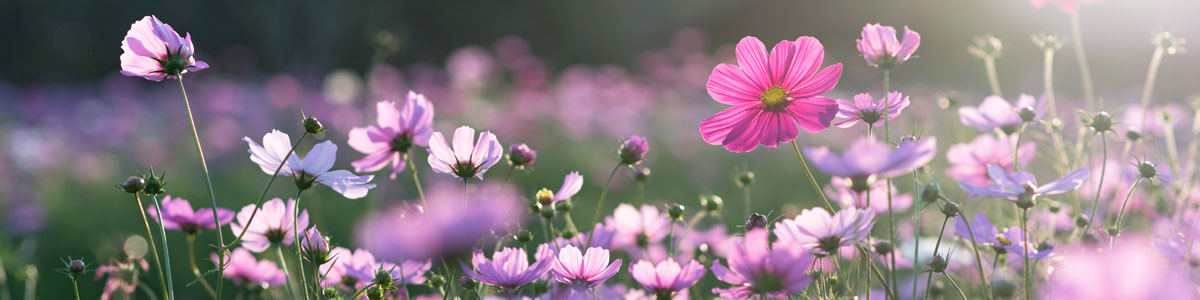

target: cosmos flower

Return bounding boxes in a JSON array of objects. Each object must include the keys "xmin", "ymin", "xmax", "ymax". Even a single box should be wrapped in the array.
[
  {"xmin": 228, "ymin": 198, "xmax": 309, "ymax": 253},
  {"xmin": 834, "ymin": 92, "xmax": 910, "ymax": 128},
  {"xmin": 300, "ymin": 226, "xmax": 331, "ymax": 265},
  {"xmin": 827, "ymin": 176, "xmax": 913, "ymax": 213},
  {"xmin": 774, "ymin": 207, "xmax": 876, "ymax": 254},
  {"xmin": 146, "ymin": 195, "xmax": 234, "ymax": 235},
  {"xmin": 959, "ymin": 164, "xmax": 1089, "ymax": 202},
  {"xmin": 320, "ymin": 247, "xmax": 431, "ymax": 290},
  {"xmin": 958, "ymin": 94, "xmax": 1046, "ymax": 133},
  {"xmin": 210, "ymin": 248, "xmax": 286, "ymax": 288},
  {"xmin": 94, "ymin": 257, "xmax": 149, "ymax": 300},
  {"xmin": 946, "ymin": 134, "xmax": 1036, "ymax": 187},
  {"xmin": 856, "ymin": 24, "xmax": 921, "ymax": 68},
  {"xmin": 606, "ymin": 204, "xmax": 672, "ymax": 250},
  {"xmin": 700, "ymin": 36, "xmax": 842, "ymax": 152},
  {"xmin": 357, "ymin": 183, "xmax": 525, "ymax": 260},
  {"xmin": 538, "ymin": 171, "xmax": 583, "ymax": 204},
  {"xmin": 619, "ymin": 135, "xmax": 650, "ymax": 165},
  {"xmin": 427, "ymin": 126, "xmax": 504, "ymax": 180},
  {"xmin": 461, "ymin": 247, "xmax": 554, "ymax": 290},
  {"xmin": 506, "ymin": 143, "xmax": 537, "ymax": 168},
  {"xmin": 551, "ymin": 245, "xmax": 623, "ymax": 289},
  {"xmin": 804, "ymin": 136, "xmax": 938, "ymax": 183},
  {"xmin": 629, "ymin": 259, "xmax": 706, "ymax": 298},
  {"xmin": 244, "ymin": 130, "xmax": 377, "ymax": 199},
  {"xmin": 119, "ymin": 15, "xmax": 208, "ymax": 81},
  {"xmin": 1040, "ymin": 237, "xmax": 1196, "ymax": 299},
  {"xmin": 711, "ymin": 229, "xmax": 815, "ymax": 299},
  {"xmin": 348, "ymin": 91, "xmax": 435, "ymax": 179}
]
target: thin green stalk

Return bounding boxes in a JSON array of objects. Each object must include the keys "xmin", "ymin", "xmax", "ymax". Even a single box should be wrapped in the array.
[
  {"xmin": 1042, "ymin": 47, "xmax": 1072, "ymax": 176},
  {"xmin": 224, "ymin": 132, "xmax": 308, "ymax": 250},
  {"xmin": 186, "ymin": 235, "xmax": 218, "ymax": 299},
  {"xmin": 275, "ymin": 247, "xmax": 298, "ymax": 300},
  {"xmin": 883, "ymin": 62, "xmax": 899, "ymax": 299},
  {"xmin": 883, "ymin": 68, "xmax": 891, "ymax": 141},
  {"xmin": 585, "ymin": 164, "xmax": 622, "ymax": 249},
  {"xmin": 1069, "ymin": 11, "xmax": 1096, "ymax": 109},
  {"xmin": 911, "ymin": 200, "xmax": 921, "ymax": 300},
  {"xmin": 0, "ymin": 255, "xmax": 10, "ymax": 300},
  {"xmin": 176, "ymin": 76, "xmax": 224, "ymax": 299},
  {"xmin": 134, "ymin": 194, "xmax": 170, "ymax": 300},
  {"xmin": 636, "ymin": 181, "xmax": 646, "ymax": 208},
  {"xmin": 858, "ymin": 246, "xmax": 897, "ymax": 300},
  {"xmin": 71, "ymin": 278, "xmax": 80, "ymax": 300},
  {"xmin": 1083, "ymin": 134, "xmax": 1107, "ymax": 235},
  {"xmin": 149, "ymin": 195, "xmax": 176, "ymax": 300},
  {"xmin": 959, "ymin": 213, "xmax": 993, "ymax": 300},
  {"xmin": 922, "ymin": 216, "xmax": 950, "ymax": 300},
  {"xmin": 667, "ymin": 219, "xmax": 677, "ymax": 258},
  {"xmin": 292, "ymin": 189, "xmax": 311, "ymax": 300},
  {"xmin": 503, "ymin": 164, "xmax": 516, "ymax": 182},
  {"xmin": 21, "ymin": 266, "xmax": 34, "ymax": 300},
  {"xmin": 1021, "ymin": 208, "xmax": 1032, "ymax": 300},
  {"xmin": 1138, "ymin": 44, "xmax": 1166, "ymax": 133},
  {"xmin": 1013, "ymin": 129, "xmax": 1023, "ymax": 172},
  {"xmin": 407, "ymin": 151, "xmax": 427, "ymax": 205},
  {"xmin": 984, "ymin": 57, "xmax": 1003, "ymax": 97},
  {"xmin": 886, "ymin": 181, "xmax": 898, "ymax": 296},
  {"xmin": 944, "ymin": 273, "xmax": 969, "ymax": 300},
  {"xmin": 1112, "ymin": 177, "xmax": 1146, "ymax": 246},
  {"xmin": 742, "ymin": 186, "xmax": 752, "ymax": 217},
  {"xmin": 790, "ymin": 141, "xmax": 834, "ymax": 213}
]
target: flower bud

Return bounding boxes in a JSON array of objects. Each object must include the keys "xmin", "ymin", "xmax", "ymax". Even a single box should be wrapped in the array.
[
  {"xmin": 515, "ymin": 230, "xmax": 534, "ymax": 243},
  {"xmin": 1126, "ymin": 130, "xmax": 1142, "ymax": 142},
  {"xmin": 1075, "ymin": 216, "xmax": 1089, "ymax": 228},
  {"xmin": 745, "ymin": 213, "xmax": 768, "ymax": 231},
  {"xmin": 140, "ymin": 171, "xmax": 167, "ymax": 196},
  {"xmin": 928, "ymin": 254, "xmax": 948, "ymax": 273},
  {"xmin": 119, "ymin": 176, "xmax": 145, "ymax": 194},
  {"xmin": 561, "ymin": 228, "xmax": 577, "ymax": 240},
  {"xmin": 967, "ymin": 34, "xmax": 1003, "ymax": 59},
  {"xmin": 301, "ymin": 227, "xmax": 331, "ymax": 265},
  {"xmin": 373, "ymin": 268, "xmax": 394, "ymax": 288},
  {"xmin": 507, "ymin": 143, "xmax": 537, "ymax": 169},
  {"xmin": 1019, "ymin": 106, "xmax": 1037, "ymax": 123},
  {"xmin": 701, "ymin": 195, "xmax": 723, "ymax": 213},
  {"xmin": 618, "ymin": 135, "xmax": 649, "ymax": 165},
  {"xmin": 1137, "ymin": 160, "xmax": 1159, "ymax": 179},
  {"xmin": 940, "ymin": 202, "xmax": 960, "ymax": 217},
  {"xmin": 459, "ymin": 275, "xmax": 477, "ymax": 290},
  {"xmin": 429, "ymin": 274, "xmax": 446, "ymax": 288},
  {"xmin": 1047, "ymin": 202, "xmax": 1061, "ymax": 213},
  {"xmin": 634, "ymin": 167, "xmax": 651, "ymax": 183},
  {"xmin": 668, "ymin": 204, "xmax": 685, "ymax": 221},
  {"xmin": 920, "ymin": 182, "xmax": 941, "ymax": 204},
  {"xmin": 366, "ymin": 287, "xmax": 384, "ymax": 300},
  {"xmin": 303, "ymin": 114, "xmax": 325, "ymax": 134},
  {"xmin": 1016, "ymin": 194, "xmax": 1035, "ymax": 209},
  {"xmin": 554, "ymin": 199, "xmax": 572, "ymax": 213},
  {"xmin": 736, "ymin": 171, "xmax": 755, "ymax": 187},
  {"xmin": 69, "ymin": 259, "xmax": 85, "ymax": 274},
  {"xmin": 1031, "ymin": 33, "xmax": 1063, "ymax": 51},
  {"xmin": 1089, "ymin": 111, "xmax": 1114, "ymax": 133},
  {"xmin": 873, "ymin": 240, "xmax": 893, "ymax": 255},
  {"xmin": 539, "ymin": 207, "xmax": 555, "ymax": 219}
]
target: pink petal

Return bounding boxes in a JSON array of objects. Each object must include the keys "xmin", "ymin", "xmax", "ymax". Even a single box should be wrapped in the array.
[
  {"xmin": 706, "ymin": 64, "xmax": 763, "ymax": 105},
  {"xmin": 700, "ymin": 102, "xmax": 761, "ymax": 146},
  {"xmin": 788, "ymin": 63, "xmax": 842, "ymax": 99},
  {"xmin": 734, "ymin": 36, "xmax": 771, "ymax": 91},
  {"xmin": 781, "ymin": 36, "xmax": 826, "ymax": 91},
  {"xmin": 786, "ymin": 96, "xmax": 838, "ymax": 132}
]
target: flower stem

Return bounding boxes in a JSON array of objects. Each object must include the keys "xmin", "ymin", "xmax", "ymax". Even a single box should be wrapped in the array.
[
  {"xmin": 886, "ymin": 180, "xmax": 898, "ymax": 296},
  {"xmin": 1069, "ymin": 11, "xmax": 1096, "ymax": 109},
  {"xmin": 959, "ymin": 213, "xmax": 993, "ymax": 300},
  {"xmin": 1013, "ymin": 127, "xmax": 1024, "ymax": 172},
  {"xmin": 944, "ymin": 273, "xmax": 969, "ymax": 300},
  {"xmin": 921, "ymin": 215, "xmax": 949, "ymax": 300},
  {"xmin": 984, "ymin": 57, "xmax": 1003, "ymax": 97},
  {"xmin": 407, "ymin": 151, "xmax": 427, "ymax": 206},
  {"xmin": 1083, "ymin": 133, "xmax": 1107, "ymax": 235},
  {"xmin": 149, "ymin": 195, "xmax": 176, "ymax": 300},
  {"xmin": 176, "ymin": 76, "xmax": 224, "ymax": 299},
  {"xmin": 910, "ymin": 198, "xmax": 921, "ymax": 300},
  {"xmin": 503, "ymin": 164, "xmax": 516, "ymax": 182},
  {"xmin": 883, "ymin": 68, "xmax": 891, "ymax": 142},
  {"xmin": 134, "ymin": 193, "xmax": 170, "ymax": 300},
  {"xmin": 275, "ymin": 246, "xmax": 298, "ymax": 300},
  {"xmin": 585, "ymin": 164, "xmax": 622, "ymax": 249},
  {"xmin": 742, "ymin": 185, "xmax": 752, "ymax": 218},
  {"xmin": 186, "ymin": 235, "xmax": 218, "ymax": 299},
  {"xmin": 790, "ymin": 141, "xmax": 834, "ymax": 213},
  {"xmin": 1020, "ymin": 208, "xmax": 1032, "ymax": 300},
  {"xmin": 1111, "ymin": 177, "xmax": 1145, "ymax": 247},
  {"xmin": 1139, "ymin": 44, "xmax": 1166, "ymax": 132},
  {"xmin": 858, "ymin": 246, "xmax": 897, "ymax": 300},
  {"xmin": 293, "ymin": 190, "xmax": 311, "ymax": 300},
  {"xmin": 71, "ymin": 278, "xmax": 80, "ymax": 300}
]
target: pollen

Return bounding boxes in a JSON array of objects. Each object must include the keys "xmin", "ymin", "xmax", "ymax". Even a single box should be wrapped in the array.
[{"xmin": 760, "ymin": 86, "xmax": 789, "ymax": 108}]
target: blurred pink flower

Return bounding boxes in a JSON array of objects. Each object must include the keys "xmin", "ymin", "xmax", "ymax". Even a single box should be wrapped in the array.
[
  {"xmin": 551, "ymin": 245, "xmax": 623, "ymax": 289},
  {"xmin": 606, "ymin": 204, "xmax": 672, "ymax": 250},
  {"xmin": 946, "ymin": 133, "xmax": 1036, "ymax": 187},
  {"xmin": 427, "ymin": 126, "xmax": 504, "ymax": 180},
  {"xmin": 119, "ymin": 16, "xmax": 208, "ymax": 81},
  {"xmin": 320, "ymin": 247, "xmax": 431, "ymax": 290},
  {"xmin": 211, "ymin": 248, "xmax": 286, "ymax": 288},
  {"xmin": 834, "ymin": 92, "xmax": 910, "ymax": 128},
  {"xmin": 147, "ymin": 195, "xmax": 234, "ymax": 235},
  {"xmin": 856, "ymin": 24, "xmax": 921, "ymax": 68},
  {"xmin": 229, "ymin": 198, "xmax": 309, "ymax": 252},
  {"xmin": 94, "ymin": 257, "xmax": 148, "ymax": 300},
  {"xmin": 959, "ymin": 94, "xmax": 1047, "ymax": 133},
  {"xmin": 629, "ymin": 259, "xmax": 705, "ymax": 297},
  {"xmin": 711, "ymin": 229, "xmax": 815, "ymax": 299},
  {"xmin": 700, "ymin": 36, "xmax": 842, "ymax": 152},
  {"xmin": 462, "ymin": 247, "xmax": 554, "ymax": 290},
  {"xmin": 1041, "ymin": 236, "xmax": 1196, "ymax": 299},
  {"xmin": 357, "ymin": 182, "xmax": 525, "ymax": 260},
  {"xmin": 827, "ymin": 176, "xmax": 912, "ymax": 213},
  {"xmin": 774, "ymin": 207, "xmax": 875, "ymax": 254},
  {"xmin": 804, "ymin": 136, "xmax": 938, "ymax": 179},
  {"xmin": 959, "ymin": 164, "xmax": 1089, "ymax": 201},
  {"xmin": 349, "ymin": 91, "xmax": 435, "ymax": 179}
]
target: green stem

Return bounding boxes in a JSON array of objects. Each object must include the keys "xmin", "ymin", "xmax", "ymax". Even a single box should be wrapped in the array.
[
  {"xmin": 134, "ymin": 194, "xmax": 170, "ymax": 300},
  {"xmin": 790, "ymin": 141, "xmax": 834, "ymax": 213},
  {"xmin": 944, "ymin": 273, "xmax": 969, "ymax": 300},
  {"xmin": 275, "ymin": 247, "xmax": 298, "ymax": 300},
  {"xmin": 71, "ymin": 278, "xmax": 80, "ymax": 300},
  {"xmin": 585, "ymin": 164, "xmax": 622, "ymax": 249},
  {"xmin": 177, "ymin": 76, "xmax": 224, "ymax": 300},
  {"xmin": 922, "ymin": 216, "xmax": 950, "ymax": 300},
  {"xmin": 407, "ymin": 151, "xmax": 427, "ymax": 206},
  {"xmin": 911, "ymin": 199, "xmax": 921, "ymax": 300},
  {"xmin": 1083, "ymin": 134, "xmax": 1107, "ymax": 235},
  {"xmin": 1069, "ymin": 11, "xmax": 1096, "ymax": 109},
  {"xmin": 1021, "ymin": 208, "xmax": 1032, "ymax": 300},
  {"xmin": 742, "ymin": 186, "xmax": 752, "ymax": 217},
  {"xmin": 0, "ymin": 255, "xmax": 10, "ymax": 300},
  {"xmin": 1013, "ymin": 129, "xmax": 1024, "ymax": 172},
  {"xmin": 149, "ymin": 195, "xmax": 176, "ymax": 300},
  {"xmin": 886, "ymin": 180, "xmax": 898, "ymax": 297},
  {"xmin": 1139, "ymin": 45, "xmax": 1166, "ymax": 133},
  {"xmin": 883, "ymin": 68, "xmax": 891, "ymax": 142},
  {"xmin": 293, "ymin": 190, "xmax": 310, "ymax": 300},
  {"xmin": 984, "ymin": 57, "xmax": 1003, "ymax": 97},
  {"xmin": 186, "ymin": 235, "xmax": 218, "ymax": 299},
  {"xmin": 959, "ymin": 213, "xmax": 993, "ymax": 300},
  {"xmin": 1112, "ymin": 177, "xmax": 1145, "ymax": 247},
  {"xmin": 224, "ymin": 132, "xmax": 308, "ymax": 250},
  {"xmin": 503, "ymin": 164, "xmax": 516, "ymax": 182},
  {"xmin": 859, "ymin": 246, "xmax": 897, "ymax": 300}
]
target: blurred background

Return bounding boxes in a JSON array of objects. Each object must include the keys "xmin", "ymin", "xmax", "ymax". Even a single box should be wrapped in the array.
[{"xmin": 0, "ymin": 0, "xmax": 1198, "ymax": 298}]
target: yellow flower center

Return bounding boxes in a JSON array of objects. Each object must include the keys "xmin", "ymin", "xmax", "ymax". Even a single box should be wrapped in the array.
[{"xmin": 760, "ymin": 86, "xmax": 789, "ymax": 109}]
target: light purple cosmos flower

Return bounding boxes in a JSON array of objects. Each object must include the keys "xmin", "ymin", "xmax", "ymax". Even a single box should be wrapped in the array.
[
  {"xmin": 959, "ymin": 164, "xmax": 1089, "ymax": 202},
  {"xmin": 320, "ymin": 247, "xmax": 432, "ymax": 290},
  {"xmin": 507, "ymin": 143, "xmax": 537, "ymax": 168},
  {"xmin": 146, "ymin": 195, "xmax": 233, "ymax": 235},
  {"xmin": 629, "ymin": 259, "xmax": 706, "ymax": 298},
  {"xmin": 300, "ymin": 226, "xmax": 331, "ymax": 265},
  {"xmin": 348, "ymin": 91, "xmax": 435, "ymax": 180},
  {"xmin": 958, "ymin": 94, "xmax": 1047, "ymax": 133},
  {"xmin": 547, "ymin": 171, "xmax": 583, "ymax": 203},
  {"xmin": 856, "ymin": 24, "xmax": 921, "ymax": 68},
  {"xmin": 427, "ymin": 126, "xmax": 503, "ymax": 180},
  {"xmin": 1040, "ymin": 237, "xmax": 1196, "ymax": 299},
  {"xmin": 827, "ymin": 176, "xmax": 913, "ymax": 213},
  {"xmin": 461, "ymin": 247, "xmax": 554, "ymax": 290},
  {"xmin": 834, "ymin": 92, "xmax": 910, "ymax": 128},
  {"xmin": 804, "ymin": 136, "xmax": 938, "ymax": 185},
  {"xmin": 774, "ymin": 207, "xmax": 876, "ymax": 254},
  {"xmin": 211, "ymin": 248, "xmax": 286, "ymax": 288},
  {"xmin": 94, "ymin": 257, "xmax": 148, "ymax": 300},
  {"xmin": 619, "ymin": 135, "xmax": 650, "ymax": 165},
  {"xmin": 1118, "ymin": 104, "xmax": 1188, "ymax": 137},
  {"xmin": 358, "ymin": 182, "xmax": 526, "ymax": 260},
  {"xmin": 228, "ymin": 198, "xmax": 309, "ymax": 252},
  {"xmin": 551, "ymin": 245, "xmax": 623, "ymax": 289},
  {"xmin": 119, "ymin": 15, "xmax": 208, "ymax": 81},
  {"xmin": 1152, "ymin": 215, "xmax": 1200, "ymax": 267},
  {"xmin": 244, "ymin": 130, "xmax": 377, "ymax": 199},
  {"xmin": 955, "ymin": 212, "xmax": 1042, "ymax": 256},
  {"xmin": 606, "ymin": 204, "xmax": 672, "ymax": 250},
  {"xmin": 711, "ymin": 229, "xmax": 815, "ymax": 299},
  {"xmin": 946, "ymin": 134, "xmax": 1035, "ymax": 187}
]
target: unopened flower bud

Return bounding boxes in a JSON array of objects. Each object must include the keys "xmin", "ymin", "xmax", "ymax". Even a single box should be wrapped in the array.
[
  {"xmin": 701, "ymin": 195, "xmax": 723, "ymax": 213},
  {"xmin": 1019, "ymin": 106, "xmax": 1037, "ymax": 123},
  {"xmin": 119, "ymin": 176, "xmax": 145, "ymax": 194},
  {"xmin": 554, "ymin": 199, "xmax": 572, "ymax": 213},
  {"xmin": 140, "ymin": 171, "xmax": 167, "ymax": 196},
  {"xmin": 1126, "ymin": 130, "xmax": 1142, "ymax": 141},
  {"xmin": 618, "ymin": 135, "xmax": 649, "ymax": 165},
  {"xmin": 515, "ymin": 230, "xmax": 534, "ymax": 243},
  {"xmin": 736, "ymin": 171, "xmax": 755, "ymax": 187},
  {"xmin": 69, "ymin": 259, "xmax": 85, "ymax": 274},
  {"xmin": 928, "ymin": 254, "xmax": 948, "ymax": 273},
  {"xmin": 303, "ymin": 114, "xmax": 324, "ymax": 134},
  {"xmin": 459, "ymin": 275, "xmax": 477, "ymax": 290},
  {"xmin": 668, "ymin": 204, "xmax": 685, "ymax": 221},
  {"xmin": 967, "ymin": 34, "xmax": 1003, "ymax": 59},
  {"xmin": 373, "ymin": 268, "xmax": 394, "ymax": 287},
  {"xmin": 429, "ymin": 274, "xmax": 446, "ymax": 288},
  {"xmin": 1016, "ymin": 194, "xmax": 1035, "ymax": 209},
  {"xmin": 1075, "ymin": 216, "xmax": 1089, "ymax": 228},
  {"xmin": 746, "ymin": 213, "xmax": 768, "ymax": 231},
  {"xmin": 507, "ymin": 143, "xmax": 537, "ymax": 169},
  {"xmin": 1089, "ymin": 111, "xmax": 1114, "ymax": 133},
  {"xmin": 540, "ymin": 207, "xmax": 555, "ymax": 219},
  {"xmin": 1137, "ymin": 160, "xmax": 1159, "ymax": 179},
  {"xmin": 635, "ymin": 167, "xmax": 651, "ymax": 183},
  {"xmin": 301, "ymin": 227, "xmax": 331, "ymax": 265},
  {"xmin": 873, "ymin": 240, "xmax": 893, "ymax": 255},
  {"xmin": 941, "ymin": 202, "xmax": 961, "ymax": 217},
  {"xmin": 366, "ymin": 287, "xmax": 384, "ymax": 300},
  {"xmin": 561, "ymin": 228, "xmax": 577, "ymax": 240},
  {"xmin": 920, "ymin": 182, "xmax": 941, "ymax": 203}
]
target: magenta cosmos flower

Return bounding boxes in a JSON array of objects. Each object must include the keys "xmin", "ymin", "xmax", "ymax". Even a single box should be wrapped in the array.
[
  {"xmin": 629, "ymin": 259, "xmax": 706, "ymax": 298},
  {"xmin": 946, "ymin": 134, "xmax": 1036, "ymax": 187},
  {"xmin": 960, "ymin": 164, "xmax": 1089, "ymax": 203},
  {"xmin": 711, "ymin": 229, "xmax": 815, "ymax": 299},
  {"xmin": 1041, "ymin": 237, "xmax": 1196, "ymax": 299},
  {"xmin": 147, "ymin": 195, "xmax": 233, "ymax": 235},
  {"xmin": 774, "ymin": 207, "xmax": 876, "ymax": 254},
  {"xmin": 804, "ymin": 136, "xmax": 937, "ymax": 186},
  {"xmin": 348, "ymin": 91, "xmax": 435, "ymax": 179},
  {"xmin": 700, "ymin": 36, "xmax": 842, "ymax": 152},
  {"xmin": 958, "ymin": 94, "xmax": 1047, "ymax": 134},
  {"xmin": 856, "ymin": 24, "xmax": 921, "ymax": 68},
  {"xmin": 606, "ymin": 203, "xmax": 672, "ymax": 250},
  {"xmin": 834, "ymin": 92, "xmax": 910, "ymax": 129},
  {"xmin": 244, "ymin": 130, "xmax": 376, "ymax": 199},
  {"xmin": 551, "ymin": 245, "xmax": 623, "ymax": 289},
  {"xmin": 827, "ymin": 176, "xmax": 912, "ymax": 213},
  {"xmin": 229, "ymin": 198, "xmax": 309, "ymax": 252},
  {"xmin": 211, "ymin": 248, "xmax": 286, "ymax": 288},
  {"xmin": 461, "ymin": 247, "xmax": 554, "ymax": 290},
  {"xmin": 427, "ymin": 126, "xmax": 503, "ymax": 180},
  {"xmin": 619, "ymin": 135, "xmax": 650, "ymax": 165},
  {"xmin": 119, "ymin": 16, "xmax": 208, "ymax": 81}
]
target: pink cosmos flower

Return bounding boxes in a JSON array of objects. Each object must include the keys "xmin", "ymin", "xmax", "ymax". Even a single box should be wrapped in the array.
[
  {"xmin": 946, "ymin": 134, "xmax": 1036, "ymax": 187},
  {"xmin": 228, "ymin": 198, "xmax": 309, "ymax": 252},
  {"xmin": 358, "ymin": 183, "xmax": 525, "ymax": 260},
  {"xmin": 427, "ymin": 126, "xmax": 504, "ymax": 180},
  {"xmin": 856, "ymin": 24, "xmax": 921, "ymax": 68},
  {"xmin": 606, "ymin": 204, "xmax": 672, "ymax": 250},
  {"xmin": 119, "ymin": 15, "xmax": 208, "ymax": 81},
  {"xmin": 551, "ymin": 245, "xmax": 623, "ymax": 289},
  {"xmin": 320, "ymin": 247, "xmax": 431, "ymax": 291},
  {"xmin": 1041, "ymin": 237, "xmax": 1196, "ymax": 299},
  {"xmin": 774, "ymin": 207, "xmax": 876, "ymax": 254},
  {"xmin": 462, "ymin": 247, "xmax": 554, "ymax": 290},
  {"xmin": 711, "ymin": 229, "xmax": 815, "ymax": 299},
  {"xmin": 348, "ymin": 91, "xmax": 435, "ymax": 179},
  {"xmin": 804, "ymin": 136, "xmax": 938, "ymax": 180},
  {"xmin": 629, "ymin": 259, "xmax": 706, "ymax": 298},
  {"xmin": 211, "ymin": 248, "xmax": 286, "ymax": 288},
  {"xmin": 94, "ymin": 257, "xmax": 149, "ymax": 300},
  {"xmin": 827, "ymin": 176, "xmax": 912, "ymax": 213},
  {"xmin": 958, "ymin": 94, "xmax": 1047, "ymax": 133},
  {"xmin": 244, "ymin": 130, "xmax": 377, "ymax": 199},
  {"xmin": 700, "ymin": 36, "xmax": 842, "ymax": 152},
  {"xmin": 300, "ymin": 226, "xmax": 330, "ymax": 264},
  {"xmin": 545, "ymin": 171, "xmax": 583, "ymax": 203},
  {"xmin": 146, "ymin": 195, "xmax": 234, "ymax": 235},
  {"xmin": 834, "ymin": 92, "xmax": 910, "ymax": 128},
  {"xmin": 619, "ymin": 135, "xmax": 650, "ymax": 165},
  {"xmin": 959, "ymin": 164, "xmax": 1089, "ymax": 201}
]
